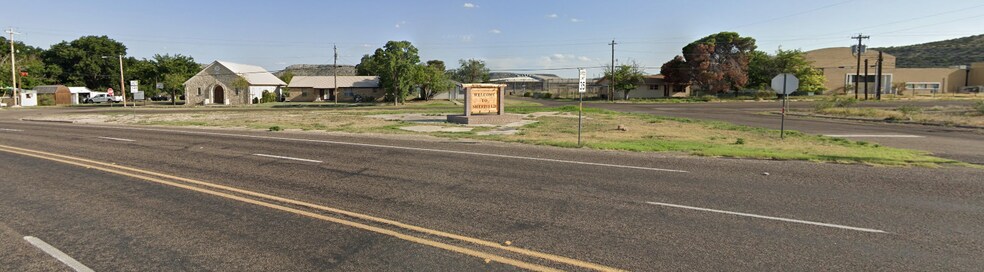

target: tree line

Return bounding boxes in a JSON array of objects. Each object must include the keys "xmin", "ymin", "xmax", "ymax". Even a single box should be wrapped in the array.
[
  {"xmin": 0, "ymin": 35, "xmax": 199, "ymax": 98},
  {"xmin": 660, "ymin": 32, "xmax": 826, "ymax": 96},
  {"xmin": 356, "ymin": 41, "xmax": 495, "ymax": 105}
]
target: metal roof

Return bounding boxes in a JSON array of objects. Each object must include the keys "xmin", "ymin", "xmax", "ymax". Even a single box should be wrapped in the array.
[
  {"xmin": 288, "ymin": 76, "xmax": 380, "ymax": 89},
  {"xmin": 214, "ymin": 61, "xmax": 287, "ymax": 86}
]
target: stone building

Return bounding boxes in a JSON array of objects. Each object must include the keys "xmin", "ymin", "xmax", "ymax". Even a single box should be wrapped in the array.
[{"xmin": 184, "ymin": 61, "xmax": 286, "ymax": 105}]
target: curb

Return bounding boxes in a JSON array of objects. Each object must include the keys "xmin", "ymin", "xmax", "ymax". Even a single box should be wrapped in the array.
[
  {"xmin": 20, "ymin": 119, "xmax": 76, "ymax": 124},
  {"xmin": 778, "ymin": 113, "xmax": 984, "ymax": 130}
]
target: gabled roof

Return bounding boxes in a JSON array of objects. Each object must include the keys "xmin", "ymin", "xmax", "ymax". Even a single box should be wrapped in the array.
[
  {"xmin": 288, "ymin": 76, "xmax": 380, "ymax": 88},
  {"xmin": 216, "ymin": 61, "xmax": 286, "ymax": 86},
  {"xmin": 490, "ymin": 76, "xmax": 540, "ymax": 83}
]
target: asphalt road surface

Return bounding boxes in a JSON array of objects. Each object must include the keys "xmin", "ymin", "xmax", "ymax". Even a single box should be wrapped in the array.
[
  {"xmin": 0, "ymin": 119, "xmax": 982, "ymax": 271},
  {"xmin": 560, "ymin": 99, "xmax": 984, "ymax": 165}
]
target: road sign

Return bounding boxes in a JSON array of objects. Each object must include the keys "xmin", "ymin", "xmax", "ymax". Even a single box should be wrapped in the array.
[
  {"xmin": 771, "ymin": 73, "xmax": 798, "ymax": 95},
  {"xmin": 156, "ymin": 82, "xmax": 164, "ymax": 89},
  {"xmin": 133, "ymin": 91, "xmax": 145, "ymax": 101},
  {"xmin": 577, "ymin": 69, "xmax": 587, "ymax": 93},
  {"xmin": 130, "ymin": 80, "xmax": 139, "ymax": 93}
]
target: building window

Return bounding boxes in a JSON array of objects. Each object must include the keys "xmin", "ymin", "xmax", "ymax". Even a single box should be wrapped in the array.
[
  {"xmin": 649, "ymin": 85, "xmax": 659, "ymax": 90},
  {"xmin": 905, "ymin": 82, "xmax": 940, "ymax": 92},
  {"xmin": 848, "ymin": 75, "xmax": 876, "ymax": 83},
  {"xmin": 198, "ymin": 88, "xmax": 202, "ymax": 96}
]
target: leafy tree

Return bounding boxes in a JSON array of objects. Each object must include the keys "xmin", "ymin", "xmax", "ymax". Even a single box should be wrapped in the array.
[
  {"xmin": 682, "ymin": 32, "xmax": 756, "ymax": 94},
  {"xmin": 451, "ymin": 59, "xmax": 489, "ymax": 83},
  {"xmin": 660, "ymin": 55, "xmax": 692, "ymax": 93},
  {"xmin": 357, "ymin": 41, "xmax": 421, "ymax": 105},
  {"xmin": 42, "ymin": 35, "xmax": 127, "ymax": 89},
  {"xmin": 604, "ymin": 62, "xmax": 645, "ymax": 99},
  {"xmin": 278, "ymin": 71, "xmax": 294, "ymax": 98},
  {"xmin": 415, "ymin": 60, "xmax": 454, "ymax": 100},
  {"xmin": 747, "ymin": 49, "xmax": 826, "ymax": 93},
  {"xmin": 0, "ymin": 37, "xmax": 51, "ymax": 91}
]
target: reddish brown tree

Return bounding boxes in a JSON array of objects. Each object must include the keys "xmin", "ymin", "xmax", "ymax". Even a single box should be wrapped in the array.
[{"xmin": 682, "ymin": 32, "xmax": 756, "ymax": 94}]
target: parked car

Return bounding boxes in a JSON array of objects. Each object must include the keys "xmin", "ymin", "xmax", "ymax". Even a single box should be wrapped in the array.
[
  {"xmin": 150, "ymin": 95, "xmax": 169, "ymax": 101},
  {"xmin": 85, "ymin": 94, "xmax": 122, "ymax": 103}
]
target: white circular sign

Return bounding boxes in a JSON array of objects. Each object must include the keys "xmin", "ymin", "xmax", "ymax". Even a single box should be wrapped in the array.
[{"xmin": 771, "ymin": 73, "xmax": 799, "ymax": 95}]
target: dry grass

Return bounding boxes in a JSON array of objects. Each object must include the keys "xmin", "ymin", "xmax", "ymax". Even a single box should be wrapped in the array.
[{"xmin": 808, "ymin": 103, "xmax": 984, "ymax": 127}]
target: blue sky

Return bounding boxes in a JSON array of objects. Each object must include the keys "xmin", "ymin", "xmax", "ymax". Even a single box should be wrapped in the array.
[{"xmin": 6, "ymin": 0, "xmax": 984, "ymax": 77}]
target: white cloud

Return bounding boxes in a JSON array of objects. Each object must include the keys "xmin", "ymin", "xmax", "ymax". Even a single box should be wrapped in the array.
[
  {"xmin": 546, "ymin": 13, "xmax": 558, "ymax": 19},
  {"xmin": 463, "ymin": 3, "xmax": 477, "ymax": 8},
  {"xmin": 577, "ymin": 56, "xmax": 592, "ymax": 62},
  {"xmin": 395, "ymin": 21, "xmax": 406, "ymax": 28},
  {"xmin": 489, "ymin": 29, "xmax": 502, "ymax": 34},
  {"xmin": 570, "ymin": 18, "xmax": 582, "ymax": 23},
  {"xmin": 461, "ymin": 35, "xmax": 473, "ymax": 42}
]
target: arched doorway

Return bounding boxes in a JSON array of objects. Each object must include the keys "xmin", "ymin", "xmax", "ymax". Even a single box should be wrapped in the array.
[{"xmin": 213, "ymin": 85, "xmax": 225, "ymax": 104}]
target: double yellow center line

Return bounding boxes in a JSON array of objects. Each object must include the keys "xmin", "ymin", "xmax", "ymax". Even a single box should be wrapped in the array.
[{"xmin": 0, "ymin": 144, "xmax": 626, "ymax": 272}]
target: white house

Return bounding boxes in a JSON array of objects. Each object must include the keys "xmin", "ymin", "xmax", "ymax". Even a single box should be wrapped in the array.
[{"xmin": 67, "ymin": 87, "xmax": 93, "ymax": 104}]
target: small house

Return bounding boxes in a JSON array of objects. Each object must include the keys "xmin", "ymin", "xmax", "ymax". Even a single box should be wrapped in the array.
[{"xmin": 287, "ymin": 76, "xmax": 384, "ymax": 102}]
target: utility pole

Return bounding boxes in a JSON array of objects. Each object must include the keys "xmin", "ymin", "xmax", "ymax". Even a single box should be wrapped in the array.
[
  {"xmin": 876, "ymin": 51, "xmax": 883, "ymax": 100},
  {"xmin": 7, "ymin": 28, "xmax": 20, "ymax": 106},
  {"xmin": 118, "ymin": 54, "xmax": 127, "ymax": 107},
  {"xmin": 608, "ymin": 39, "xmax": 617, "ymax": 102},
  {"xmin": 333, "ymin": 44, "xmax": 338, "ymax": 104},
  {"xmin": 851, "ymin": 34, "xmax": 869, "ymax": 100},
  {"xmin": 863, "ymin": 59, "xmax": 869, "ymax": 100}
]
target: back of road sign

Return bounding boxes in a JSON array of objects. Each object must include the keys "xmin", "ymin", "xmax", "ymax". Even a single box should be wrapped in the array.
[
  {"xmin": 771, "ymin": 74, "xmax": 799, "ymax": 95},
  {"xmin": 578, "ymin": 69, "xmax": 587, "ymax": 93}
]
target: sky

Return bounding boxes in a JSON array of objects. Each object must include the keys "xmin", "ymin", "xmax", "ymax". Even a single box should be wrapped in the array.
[{"xmin": 5, "ymin": 0, "xmax": 984, "ymax": 77}]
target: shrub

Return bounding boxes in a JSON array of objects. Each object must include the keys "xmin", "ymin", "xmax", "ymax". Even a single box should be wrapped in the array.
[
  {"xmin": 268, "ymin": 126, "xmax": 282, "ymax": 132},
  {"xmin": 542, "ymin": 92, "xmax": 553, "ymax": 99},
  {"xmin": 975, "ymin": 101, "xmax": 984, "ymax": 114},
  {"xmin": 523, "ymin": 91, "xmax": 532, "ymax": 97},
  {"xmin": 39, "ymin": 94, "xmax": 55, "ymax": 106},
  {"xmin": 734, "ymin": 138, "xmax": 745, "ymax": 145},
  {"xmin": 261, "ymin": 90, "xmax": 277, "ymax": 103},
  {"xmin": 252, "ymin": 97, "xmax": 259, "ymax": 104},
  {"xmin": 754, "ymin": 90, "xmax": 774, "ymax": 100}
]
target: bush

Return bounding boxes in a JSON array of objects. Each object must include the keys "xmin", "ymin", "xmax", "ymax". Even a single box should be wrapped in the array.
[
  {"xmin": 523, "ymin": 91, "xmax": 532, "ymax": 97},
  {"xmin": 261, "ymin": 90, "xmax": 277, "ymax": 103},
  {"xmin": 754, "ymin": 90, "xmax": 774, "ymax": 100},
  {"xmin": 39, "ymin": 94, "xmax": 55, "ymax": 106},
  {"xmin": 734, "ymin": 138, "xmax": 745, "ymax": 145},
  {"xmin": 834, "ymin": 97, "xmax": 858, "ymax": 107},
  {"xmin": 542, "ymin": 92, "xmax": 553, "ymax": 99},
  {"xmin": 252, "ymin": 97, "xmax": 259, "ymax": 104},
  {"xmin": 268, "ymin": 126, "xmax": 282, "ymax": 132}
]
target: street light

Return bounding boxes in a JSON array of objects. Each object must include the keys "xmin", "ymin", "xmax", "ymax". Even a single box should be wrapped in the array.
[{"xmin": 102, "ymin": 55, "xmax": 127, "ymax": 107}]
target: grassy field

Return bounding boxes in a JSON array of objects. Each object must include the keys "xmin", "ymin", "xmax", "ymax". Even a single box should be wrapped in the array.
[
  {"xmin": 53, "ymin": 101, "xmax": 971, "ymax": 167},
  {"xmin": 796, "ymin": 99, "xmax": 984, "ymax": 127}
]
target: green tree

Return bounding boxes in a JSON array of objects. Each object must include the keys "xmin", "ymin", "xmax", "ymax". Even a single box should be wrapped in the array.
[
  {"xmin": 747, "ymin": 49, "xmax": 826, "ymax": 93},
  {"xmin": 415, "ymin": 60, "xmax": 454, "ymax": 100},
  {"xmin": 357, "ymin": 41, "xmax": 421, "ymax": 105},
  {"xmin": 451, "ymin": 59, "xmax": 489, "ymax": 83},
  {"xmin": 604, "ymin": 62, "xmax": 645, "ymax": 100},
  {"xmin": 682, "ymin": 32, "xmax": 757, "ymax": 94},
  {"xmin": 41, "ymin": 36, "xmax": 127, "ymax": 89},
  {"xmin": 278, "ymin": 71, "xmax": 294, "ymax": 98},
  {"xmin": 0, "ymin": 37, "xmax": 52, "ymax": 91}
]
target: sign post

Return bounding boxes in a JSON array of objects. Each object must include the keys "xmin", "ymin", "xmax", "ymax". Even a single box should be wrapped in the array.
[
  {"xmin": 771, "ymin": 73, "xmax": 799, "ymax": 139},
  {"xmin": 577, "ymin": 68, "xmax": 587, "ymax": 146}
]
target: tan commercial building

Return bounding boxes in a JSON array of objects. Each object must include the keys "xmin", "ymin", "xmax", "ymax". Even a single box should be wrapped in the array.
[
  {"xmin": 805, "ymin": 47, "xmax": 983, "ymax": 95},
  {"xmin": 286, "ymin": 76, "xmax": 384, "ymax": 102},
  {"xmin": 596, "ymin": 75, "xmax": 691, "ymax": 99}
]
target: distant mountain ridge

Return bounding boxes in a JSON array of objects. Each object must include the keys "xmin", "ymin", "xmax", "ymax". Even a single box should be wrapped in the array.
[
  {"xmin": 275, "ymin": 64, "xmax": 356, "ymax": 77},
  {"xmin": 875, "ymin": 34, "xmax": 984, "ymax": 68}
]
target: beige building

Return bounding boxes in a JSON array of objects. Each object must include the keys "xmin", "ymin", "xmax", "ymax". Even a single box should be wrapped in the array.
[
  {"xmin": 596, "ymin": 75, "xmax": 691, "ymax": 99},
  {"xmin": 286, "ymin": 76, "xmax": 384, "ymax": 102},
  {"xmin": 805, "ymin": 47, "xmax": 982, "ymax": 95}
]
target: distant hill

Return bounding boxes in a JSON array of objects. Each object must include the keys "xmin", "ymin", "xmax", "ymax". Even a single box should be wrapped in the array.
[
  {"xmin": 275, "ymin": 64, "xmax": 356, "ymax": 77},
  {"xmin": 875, "ymin": 34, "xmax": 984, "ymax": 68}
]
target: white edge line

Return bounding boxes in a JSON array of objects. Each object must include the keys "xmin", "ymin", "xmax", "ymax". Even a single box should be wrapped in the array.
[
  {"xmin": 37, "ymin": 123, "xmax": 689, "ymax": 173},
  {"xmin": 824, "ymin": 134, "xmax": 924, "ymax": 138},
  {"xmin": 96, "ymin": 136, "xmax": 136, "ymax": 142},
  {"xmin": 0, "ymin": 128, "xmax": 25, "ymax": 132},
  {"xmin": 644, "ymin": 201, "xmax": 888, "ymax": 234},
  {"xmin": 253, "ymin": 153, "xmax": 323, "ymax": 163},
  {"xmin": 23, "ymin": 236, "xmax": 95, "ymax": 272}
]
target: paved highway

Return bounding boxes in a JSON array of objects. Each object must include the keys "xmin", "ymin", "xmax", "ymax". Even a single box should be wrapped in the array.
[{"xmin": 1, "ymin": 119, "xmax": 982, "ymax": 271}]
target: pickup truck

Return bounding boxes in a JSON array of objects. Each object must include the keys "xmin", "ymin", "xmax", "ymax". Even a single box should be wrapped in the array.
[{"xmin": 85, "ymin": 94, "xmax": 122, "ymax": 103}]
